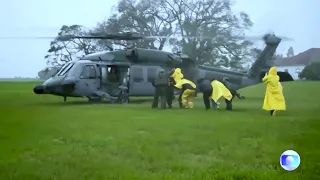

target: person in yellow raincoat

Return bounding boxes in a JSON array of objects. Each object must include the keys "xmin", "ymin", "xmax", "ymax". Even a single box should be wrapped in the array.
[
  {"xmin": 165, "ymin": 68, "xmax": 184, "ymax": 108},
  {"xmin": 174, "ymin": 78, "xmax": 197, "ymax": 108},
  {"xmin": 262, "ymin": 66, "xmax": 286, "ymax": 116},
  {"xmin": 197, "ymin": 78, "xmax": 233, "ymax": 110},
  {"xmin": 170, "ymin": 68, "xmax": 184, "ymax": 83}
]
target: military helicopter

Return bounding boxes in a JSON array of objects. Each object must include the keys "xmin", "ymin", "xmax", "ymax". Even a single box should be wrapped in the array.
[{"xmin": 24, "ymin": 32, "xmax": 293, "ymax": 103}]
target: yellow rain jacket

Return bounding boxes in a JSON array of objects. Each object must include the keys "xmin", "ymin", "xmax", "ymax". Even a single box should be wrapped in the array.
[
  {"xmin": 262, "ymin": 66, "xmax": 286, "ymax": 111},
  {"xmin": 174, "ymin": 78, "xmax": 196, "ymax": 109},
  {"xmin": 170, "ymin": 68, "xmax": 184, "ymax": 84},
  {"xmin": 174, "ymin": 78, "xmax": 196, "ymax": 89},
  {"xmin": 210, "ymin": 80, "xmax": 233, "ymax": 103}
]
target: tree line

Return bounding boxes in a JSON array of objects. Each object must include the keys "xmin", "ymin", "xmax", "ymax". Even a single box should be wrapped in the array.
[
  {"xmin": 43, "ymin": 0, "xmax": 254, "ymax": 70},
  {"xmin": 40, "ymin": 0, "xmax": 318, "ymax": 80}
]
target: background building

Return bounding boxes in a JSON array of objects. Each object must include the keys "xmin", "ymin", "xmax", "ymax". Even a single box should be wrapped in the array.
[{"xmin": 275, "ymin": 48, "xmax": 320, "ymax": 80}]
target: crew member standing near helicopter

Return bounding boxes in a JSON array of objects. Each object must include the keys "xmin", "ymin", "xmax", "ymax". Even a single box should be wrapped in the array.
[
  {"xmin": 152, "ymin": 69, "xmax": 169, "ymax": 109},
  {"xmin": 170, "ymin": 68, "xmax": 184, "ymax": 107},
  {"xmin": 166, "ymin": 73, "xmax": 175, "ymax": 108}
]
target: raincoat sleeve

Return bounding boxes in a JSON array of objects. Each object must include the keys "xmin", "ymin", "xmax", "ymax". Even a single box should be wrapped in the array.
[
  {"xmin": 262, "ymin": 74, "xmax": 269, "ymax": 83},
  {"xmin": 174, "ymin": 79, "xmax": 183, "ymax": 89},
  {"xmin": 278, "ymin": 82, "xmax": 283, "ymax": 94}
]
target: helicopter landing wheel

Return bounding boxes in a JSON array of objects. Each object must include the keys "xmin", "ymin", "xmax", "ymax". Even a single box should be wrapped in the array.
[{"xmin": 118, "ymin": 96, "xmax": 129, "ymax": 104}]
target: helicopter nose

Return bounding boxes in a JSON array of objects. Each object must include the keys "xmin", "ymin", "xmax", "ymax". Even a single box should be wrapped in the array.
[
  {"xmin": 61, "ymin": 82, "xmax": 75, "ymax": 94},
  {"xmin": 33, "ymin": 84, "xmax": 45, "ymax": 94}
]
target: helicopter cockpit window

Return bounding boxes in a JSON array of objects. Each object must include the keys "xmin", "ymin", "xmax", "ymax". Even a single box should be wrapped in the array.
[
  {"xmin": 57, "ymin": 63, "xmax": 74, "ymax": 76},
  {"xmin": 56, "ymin": 63, "xmax": 70, "ymax": 75},
  {"xmin": 80, "ymin": 65, "xmax": 97, "ymax": 79}
]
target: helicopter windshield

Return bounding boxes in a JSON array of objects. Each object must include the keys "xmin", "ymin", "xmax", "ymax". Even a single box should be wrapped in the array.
[{"xmin": 55, "ymin": 63, "xmax": 75, "ymax": 76}]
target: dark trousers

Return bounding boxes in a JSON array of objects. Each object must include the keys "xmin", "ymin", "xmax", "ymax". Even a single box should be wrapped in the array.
[
  {"xmin": 152, "ymin": 86, "xmax": 167, "ymax": 109},
  {"xmin": 203, "ymin": 91, "xmax": 233, "ymax": 110},
  {"xmin": 178, "ymin": 92, "xmax": 183, "ymax": 108},
  {"xmin": 225, "ymin": 98, "xmax": 232, "ymax": 111},
  {"xmin": 166, "ymin": 86, "xmax": 174, "ymax": 108},
  {"xmin": 203, "ymin": 91, "xmax": 211, "ymax": 109},
  {"xmin": 270, "ymin": 110, "xmax": 275, "ymax": 115}
]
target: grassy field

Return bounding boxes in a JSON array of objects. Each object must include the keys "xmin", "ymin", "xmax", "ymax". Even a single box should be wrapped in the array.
[{"xmin": 0, "ymin": 81, "xmax": 320, "ymax": 179}]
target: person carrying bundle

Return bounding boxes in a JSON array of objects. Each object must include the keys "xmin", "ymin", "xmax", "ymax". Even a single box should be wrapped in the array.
[
  {"xmin": 170, "ymin": 68, "xmax": 184, "ymax": 83},
  {"xmin": 174, "ymin": 78, "xmax": 197, "ymax": 109},
  {"xmin": 170, "ymin": 68, "xmax": 196, "ymax": 108}
]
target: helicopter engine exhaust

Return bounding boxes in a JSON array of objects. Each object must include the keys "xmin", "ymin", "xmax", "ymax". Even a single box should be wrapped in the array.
[{"xmin": 33, "ymin": 85, "xmax": 45, "ymax": 94}]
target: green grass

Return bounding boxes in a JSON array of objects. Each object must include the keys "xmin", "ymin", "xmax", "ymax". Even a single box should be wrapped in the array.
[{"xmin": 0, "ymin": 81, "xmax": 320, "ymax": 179}]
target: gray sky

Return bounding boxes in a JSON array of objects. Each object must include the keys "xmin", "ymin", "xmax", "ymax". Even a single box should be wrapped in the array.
[{"xmin": 0, "ymin": 0, "xmax": 319, "ymax": 78}]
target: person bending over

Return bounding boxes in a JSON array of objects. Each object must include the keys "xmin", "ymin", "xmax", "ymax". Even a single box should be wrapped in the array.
[
  {"xmin": 197, "ymin": 78, "xmax": 233, "ymax": 110},
  {"xmin": 174, "ymin": 78, "xmax": 196, "ymax": 109}
]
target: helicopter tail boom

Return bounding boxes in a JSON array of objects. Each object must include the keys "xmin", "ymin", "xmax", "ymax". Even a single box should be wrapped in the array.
[{"xmin": 247, "ymin": 34, "xmax": 281, "ymax": 78}]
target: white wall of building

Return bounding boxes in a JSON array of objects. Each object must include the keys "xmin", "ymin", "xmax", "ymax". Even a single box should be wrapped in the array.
[{"xmin": 277, "ymin": 65, "xmax": 305, "ymax": 80}]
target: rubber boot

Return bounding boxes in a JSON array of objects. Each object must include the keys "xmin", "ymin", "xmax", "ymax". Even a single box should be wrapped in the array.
[{"xmin": 188, "ymin": 102, "xmax": 194, "ymax": 109}]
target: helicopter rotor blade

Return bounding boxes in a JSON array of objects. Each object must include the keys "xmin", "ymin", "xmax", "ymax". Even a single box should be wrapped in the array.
[
  {"xmin": 0, "ymin": 36, "xmax": 57, "ymax": 40},
  {"xmin": 0, "ymin": 32, "xmax": 294, "ymax": 42}
]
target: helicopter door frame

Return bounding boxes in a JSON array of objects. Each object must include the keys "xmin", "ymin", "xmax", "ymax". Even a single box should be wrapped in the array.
[
  {"xmin": 145, "ymin": 66, "xmax": 159, "ymax": 96},
  {"xmin": 129, "ymin": 65, "xmax": 147, "ymax": 96},
  {"xmin": 78, "ymin": 64, "xmax": 101, "ymax": 96}
]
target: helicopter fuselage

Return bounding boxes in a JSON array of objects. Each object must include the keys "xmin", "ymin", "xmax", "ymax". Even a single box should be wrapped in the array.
[
  {"xmin": 33, "ymin": 59, "xmax": 258, "ymax": 99},
  {"xmin": 33, "ymin": 45, "xmax": 294, "ymax": 102}
]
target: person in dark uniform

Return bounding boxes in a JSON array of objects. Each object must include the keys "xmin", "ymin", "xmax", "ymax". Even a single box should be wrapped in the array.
[
  {"xmin": 197, "ymin": 78, "xmax": 233, "ymax": 110},
  {"xmin": 166, "ymin": 76, "xmax": 175, "ymax": 108},
  {"xmin": 152, "ymin": 69, "xmax": 169, "ymax": 109},
  {"xmin": 197, "ymin": 78, "xmax": 213, "ymax": 110}
]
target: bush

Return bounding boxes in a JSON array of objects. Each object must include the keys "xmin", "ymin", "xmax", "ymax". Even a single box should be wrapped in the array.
[{"xmin": 299, "ymin": 62, "xmax": 320, "ymax": 80}]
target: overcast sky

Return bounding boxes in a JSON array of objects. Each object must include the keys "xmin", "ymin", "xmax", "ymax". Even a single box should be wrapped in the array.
[{"xmin": 0, "ymin": 0, "xmax": 319, "ymax": 78}]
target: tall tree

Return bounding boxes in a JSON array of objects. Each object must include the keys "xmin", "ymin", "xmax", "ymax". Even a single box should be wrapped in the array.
[
  {"xmin": 44, "ymin": 25, "xmax": 102, "ymax": 68},
  {"xmin": 93, "ymin": 0, "xmax": 175, "ymax": 50},
  {"xmin": 286, "ymin": 46, "xmax": 294, "ymax": 57},
  {"xmin": 94, "ymin": 0, "xmax": 254, "ymax": 69},
  {"xmin": 163, "ymin": 0, "xmax": 254, "ymax": 69}
]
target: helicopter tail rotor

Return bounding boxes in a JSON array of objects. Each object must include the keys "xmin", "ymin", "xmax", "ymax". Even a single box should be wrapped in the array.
[{"xmin": 244, "ymin": 32, "xmax": 293, "ymax": 41}]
